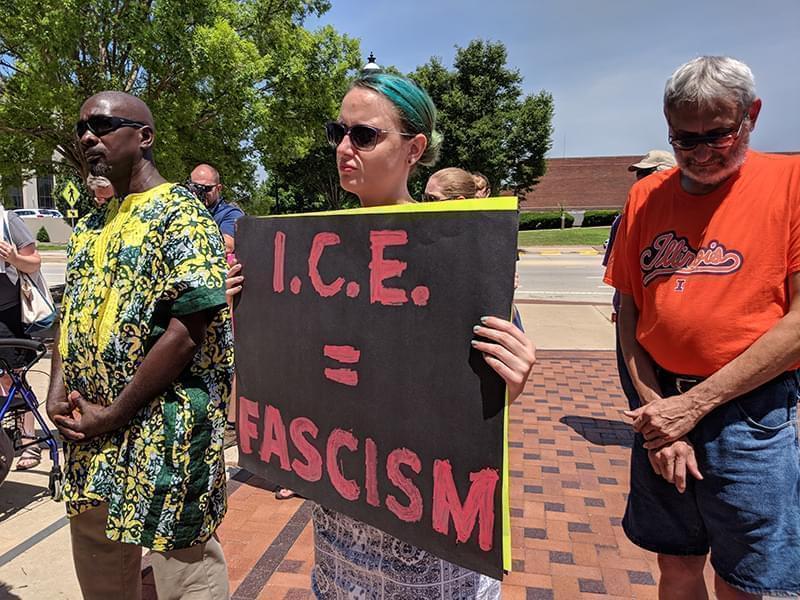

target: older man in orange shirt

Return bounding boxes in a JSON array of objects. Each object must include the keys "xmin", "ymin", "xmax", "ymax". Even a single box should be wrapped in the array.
[{"xmin": 605, "ymin": 56, "xmax": 800, "ymax": 599}]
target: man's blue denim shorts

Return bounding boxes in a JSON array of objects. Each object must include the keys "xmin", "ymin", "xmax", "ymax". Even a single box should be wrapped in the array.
[{"xmin": 623, "ymin": 369, "xmax": 800, "ymax": 596}]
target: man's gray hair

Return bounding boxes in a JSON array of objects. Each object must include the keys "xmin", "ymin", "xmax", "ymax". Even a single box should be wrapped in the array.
[{"xmin": 664, "ymin": 56, "xmax": 757, "ymax": 112}]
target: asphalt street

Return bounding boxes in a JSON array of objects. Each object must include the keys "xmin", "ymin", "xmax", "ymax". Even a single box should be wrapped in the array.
[
  {"xmin": 40, "ymin": 252, "xmax": 615, "ymax": 303},
  {"xmin": 41, "ymin": 263, "xmax": 65, "ymax": 287},
  {"xmin": 516, "ymin": 252, "xmax": 613, "ymax": 303}
]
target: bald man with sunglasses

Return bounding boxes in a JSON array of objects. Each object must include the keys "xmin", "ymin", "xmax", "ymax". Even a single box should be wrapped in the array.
[
  {"xmin": 188, "ymin": 164, "xmax": 244, "ymax": 256},
  {"xmin": 47, "ymin": 91, "xmax": 233, "ymax": 600}
]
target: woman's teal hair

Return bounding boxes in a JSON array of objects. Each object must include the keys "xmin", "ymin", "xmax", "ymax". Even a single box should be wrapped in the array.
[{"xmin": 351, "ymin": 73, "xmax": 443, "ymax": 167}]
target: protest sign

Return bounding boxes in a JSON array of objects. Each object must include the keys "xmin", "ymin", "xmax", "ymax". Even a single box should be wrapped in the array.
[{"xmin": 234, "ymin": 198, "xmax": 518, "ymax": 578}]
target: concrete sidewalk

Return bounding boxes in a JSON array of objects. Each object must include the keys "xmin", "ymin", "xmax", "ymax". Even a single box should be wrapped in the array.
[{"xmin": 517, "ymin": 302, "xmax": 614, "ymax": 350}]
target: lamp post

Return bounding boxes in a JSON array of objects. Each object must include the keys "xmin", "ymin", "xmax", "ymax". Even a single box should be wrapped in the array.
[{"xmin": 362, "ymin": 52, "xmax": 381, "ymax": 73}]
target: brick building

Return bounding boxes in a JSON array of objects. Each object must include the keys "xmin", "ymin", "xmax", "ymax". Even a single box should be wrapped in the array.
[
  {"xmin": 519, "ymin": 152, "xmax": 799, "ymax": 212},
  {"xmin": 517, "ymin": 156, "xmax": 641, "ymax": 212}
]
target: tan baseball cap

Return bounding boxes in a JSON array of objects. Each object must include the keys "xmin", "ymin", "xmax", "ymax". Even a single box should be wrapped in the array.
[{"xmin": 628, "ymin": 150, "xmax": 677, "ymax": 171}]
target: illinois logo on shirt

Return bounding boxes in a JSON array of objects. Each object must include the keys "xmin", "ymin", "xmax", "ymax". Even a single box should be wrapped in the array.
[{"xmin": 639, "ymin": 231, "xmax": 743, "ymax": 286}]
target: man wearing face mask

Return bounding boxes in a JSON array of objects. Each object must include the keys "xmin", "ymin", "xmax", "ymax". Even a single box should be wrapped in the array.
[
  {"xmin": 188, "ymin": 164, "xmax": 244, "ymax": 256},
  {"xmin": 605, "ymin": 56, "xmax": 800, "ymax": 598}
]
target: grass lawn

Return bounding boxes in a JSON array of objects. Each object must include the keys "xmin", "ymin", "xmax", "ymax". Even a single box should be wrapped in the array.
[
  {"xmin": 517, "ymin": 226, "xmax": 610, "ymax": 246},
  {"xmin": 38, "ymin": 243, "xmax": 68, "ymax": 251}
]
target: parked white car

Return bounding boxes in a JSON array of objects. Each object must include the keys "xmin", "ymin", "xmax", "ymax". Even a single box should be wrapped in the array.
[
  {"xmin": 12, "ymin": 208, "xmax": 63, "ymax": 219},
  {"xmin": 13, "ymin": 209, "xmax": 45, "ymax": 219}
]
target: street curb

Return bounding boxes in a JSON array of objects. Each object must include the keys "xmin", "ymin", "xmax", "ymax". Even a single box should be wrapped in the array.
[
  {"xmin": 39, "ymin": 251, "xmax": 67, "ymax": 264},
  {"xmin": 519, "ymin": 245, "xmax": 605, "ymax": 255},
  {"xmin": 515, "ymin": 298, "xmax": 612, "ymax": 307}
]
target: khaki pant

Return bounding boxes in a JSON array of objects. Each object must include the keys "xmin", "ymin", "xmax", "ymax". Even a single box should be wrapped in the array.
[{"xmin": 70, "ymin": 504, "xmax": 229, "ymax": 600}]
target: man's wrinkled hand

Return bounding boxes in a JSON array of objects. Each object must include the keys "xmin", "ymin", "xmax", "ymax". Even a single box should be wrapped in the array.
[
  {"xmin": 51, "ymin": 391, "xmax": 117, "ymax": 442},
  {"xmin": 624, "ymin": 394, "xmax": 702, "ymax": 449},
  {"xmin": 646, "ymin": 437, "xmax": 703, "ymax": 493}
]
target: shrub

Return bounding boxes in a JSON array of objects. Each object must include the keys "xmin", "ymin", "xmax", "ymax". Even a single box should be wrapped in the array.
[
  {"xmin": 519, "ymin": 211, "xmax": 574, "ymax": 230},
  {"xmin": 36, "ymin": 227, "xmax": 50, "ymax": 243},
  {"xmin": 582, "ymin": 210, "xmax": 620, "ymax": 227}
]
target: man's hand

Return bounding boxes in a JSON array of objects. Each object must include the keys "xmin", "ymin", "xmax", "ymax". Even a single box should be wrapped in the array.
[
  {"xmin": 624, "ymin": 393, "xmax": 704, "ymax": 449},
  {"xmin": 51, "ymin": 391, "xmax": 119, "ymax": 442},
  {"xmin": 646, "ymin": 437, "xmax": 703, "ymax": 493},
  {"xmin": 46, "ymin": 392, "xmax": 73, "ymax": 426}
]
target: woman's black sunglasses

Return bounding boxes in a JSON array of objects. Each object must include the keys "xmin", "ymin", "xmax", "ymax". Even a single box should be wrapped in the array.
[
  {"xmin": 76, "ymin": 115, "xmax": 148, "ymax": 138},
  {"xmin": 324, "ymin": 121, "xmax": 414, "ymax": 151}
]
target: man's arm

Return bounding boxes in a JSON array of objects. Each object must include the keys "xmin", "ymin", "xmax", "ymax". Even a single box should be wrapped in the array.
[
  {"xmin": 617, "ymin": 293, "xmax": 702, "ymax": 492},
  {"xmin": 219, "ymin": 206, "xmax": 243, "ymax": 256},
  {"xmin": 45, "ymin": 327, "xmax": 74, "ymax": 431},
  {"xmin": 629, "ymin": 271, "xmax": 800, "ymax": 448},
  {"xmin": 53, "ymin": 310, "xmax": 213, "ymax": 441},
  {"xmin": 617, "ymin": 292, "xmax": 662, "ymax": 405}
]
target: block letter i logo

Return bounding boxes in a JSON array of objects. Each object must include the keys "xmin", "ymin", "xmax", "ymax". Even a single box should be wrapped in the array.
[{"xmin": 674, "ymin": 279, "xmax": 686, "ymax": 292}]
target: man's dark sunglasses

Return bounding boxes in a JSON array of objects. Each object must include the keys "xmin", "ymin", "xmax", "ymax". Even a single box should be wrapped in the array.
[
  {"xmin": 76, "ymin": 115, "xmax": 148, "ymax": 138},
  {"xmin": 185, "ymin": 181, "xmax": 216, "ymax": 197},
  {"xmin": 325, "ymin": 121, "xmax": 414, "ymax": 151},
  {"xmin": 668, "ymin": 114, "xmax": 748, "ymax": 151}
]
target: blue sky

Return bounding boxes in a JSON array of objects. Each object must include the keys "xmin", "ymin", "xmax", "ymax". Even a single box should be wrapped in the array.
[{"xmin": 309, "ymin": 0, "xmax": 800, "ymax": 157}]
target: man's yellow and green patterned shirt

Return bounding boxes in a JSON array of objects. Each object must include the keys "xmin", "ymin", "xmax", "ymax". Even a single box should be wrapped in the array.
[{"xmin": 59, "ymin": 182, "xmax": 233, "ymax": 550}]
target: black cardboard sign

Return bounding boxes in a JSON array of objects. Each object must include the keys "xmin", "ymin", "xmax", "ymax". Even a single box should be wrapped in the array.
[{"xmin": 234, "ymin": 199, "xmax": 519, "ymax": 578}]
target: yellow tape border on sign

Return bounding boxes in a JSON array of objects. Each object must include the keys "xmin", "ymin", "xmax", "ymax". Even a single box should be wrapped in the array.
[
  {"xmin": 262, "ymin": 197, "xmax": 518, "ymax": 218},
  {"xmin": 502, "ymin": 306, "xmax": 514, "ymax": 573}
]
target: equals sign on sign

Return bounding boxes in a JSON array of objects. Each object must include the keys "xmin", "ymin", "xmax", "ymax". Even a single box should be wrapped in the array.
[{"xmin": 323, "ymin": 345, "xmax": 361, "ymax": 387}]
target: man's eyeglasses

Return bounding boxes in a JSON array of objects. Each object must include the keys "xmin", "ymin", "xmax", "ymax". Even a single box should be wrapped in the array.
[
  {"xmin": 325, "ymin": 121, "xmax": 415, "ymax": 151},
  {"xmin": 76, "ymin": 115, "xmax": 148, "ymax": 138},
  {"xmin": 185, "ymin": 181, "xmax": 216, "ymax": 197},
  {"xmin": 668, "ymin": 114, "xmax": 749, "ymax": 151}
]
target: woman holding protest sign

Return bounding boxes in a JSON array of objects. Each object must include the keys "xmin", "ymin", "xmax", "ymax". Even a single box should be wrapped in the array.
[{"xmin": 227, "ymin": 73, "xmax": 535, "ymax": 598}]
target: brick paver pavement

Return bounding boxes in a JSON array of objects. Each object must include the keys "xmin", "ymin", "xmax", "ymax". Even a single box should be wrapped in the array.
[{"xmin": 143, "ymin": 350, "xmax": 715, "ymax": 599}]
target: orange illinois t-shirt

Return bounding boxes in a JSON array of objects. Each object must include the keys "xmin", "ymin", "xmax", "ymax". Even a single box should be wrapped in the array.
[{"xmin": 604, "ymin": 151, "xmax": 800, "ymax": 377}]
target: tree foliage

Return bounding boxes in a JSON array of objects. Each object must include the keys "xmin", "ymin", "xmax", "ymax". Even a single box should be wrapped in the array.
[
  {"xmin": 257, "ymin": 27, "xmax": 362, "ymax": 215},
  {"xmin": 410, "ymin": 40, "xmax": 554, "ymax": 196},
  {"xmin": 270, "ymin": 144, "xmax": 359, "ymax": 213},
  {"xmin": 0, "ymin": 0, "xmax": 361, "ymax": 203}
]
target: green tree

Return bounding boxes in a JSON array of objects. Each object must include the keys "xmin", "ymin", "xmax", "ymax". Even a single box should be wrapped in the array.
[
  {"xmin": 261, "ymin": 34, "xmax": 362, "ymax": 214},
  {"xmin": 0, "ymin": 0, "xmax": 359, "ymax": 199},
  {"xmin": 269, "ymin": 144, "xmax": 359, "ymax": 213},
  {"xmin": 410, "ymin": 40, "xmax": 554, "ymax": 196}
]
